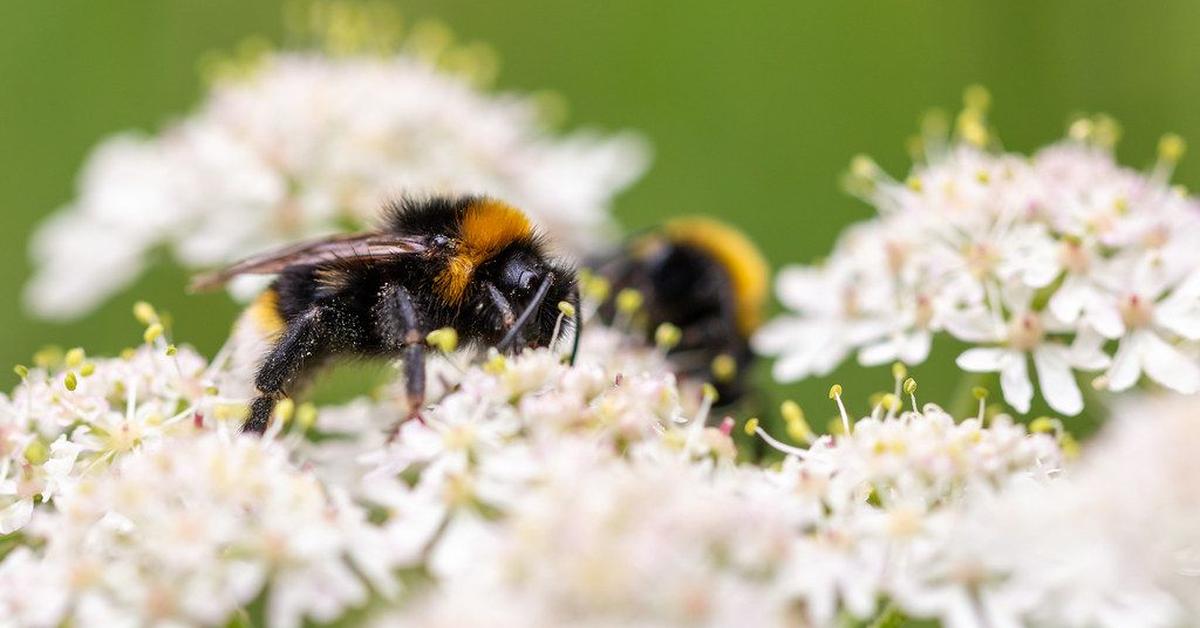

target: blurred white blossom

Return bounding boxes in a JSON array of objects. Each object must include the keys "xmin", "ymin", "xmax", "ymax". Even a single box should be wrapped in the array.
[
  {"xmin": 893, "ymin": 394, "xmax": 1200, "ymax": 628},
  {"xmin": 24, "ymin": 32, "xmax": 648, "ymax": 319},
  {"xmin": 755, "ymin": 90, "xmax": 1200, "ymax": 415},
  {"xmin": 2, "ymin": 301, "xmax": 1197, "ymax": 626}
]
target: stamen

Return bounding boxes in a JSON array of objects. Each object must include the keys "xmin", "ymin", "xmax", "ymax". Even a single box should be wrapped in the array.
[
  {"xmin": 548, "ymin": 300, "xmax": 575, "ymax": 353},
  {"xmin": 745, "ymin": 416, "xmax": 810, "ymax": 458},
  {"xmin": 693, "ymin": 383, "xmax": 718, "ymax": 425},
  {"xmin": 654, "ymin": 323, "xmax": 681, "ymax": 351},
  {"xmin": 296, "ymin": 403, "xmax": 318, "ymax": 432},
  {"xmin": 426, "ymin": 328, "xmax": 459, "ymax": 353},
  {"xmin": 23, "ymin": 440, "xmax": 48, "ymax": 465},
  {"xmin": 781, "ymin": 400, "xmax": 814, "ymax": 444},
  {"xmin": 133, "ymin": 301, "xmax": 158, "ymax": 326},
  {"xmin": 903, "ymin": 377, "xmax": 918, "ymax": 410},
  {"xmin": 64, "ymin": 347, "xmax": 85, "ymax": 368},
  {"xmin": 973, "ymin": 386, "xmax": 989, "ymax": 423},
  {"xmin": 483, "ymin": 350, "xmax": 507, "ymax": 374},
  {"xmin": 144, "ymin": 323, "xmax": 164, "ymax": 344},
  {"xmin": 274, "ymin": 399, "xmax": 296, "ymax": 425},
  {"xmin": 1154, "ymin": 133, "xmax": 1186, "ymax": 183},
  {"xmin": 710, "ymin": 354, "xmax": 737, "ymax": 383},
  {"xmin": 829, "ymin": 384, "xmax": 851, "ymax": 435}
]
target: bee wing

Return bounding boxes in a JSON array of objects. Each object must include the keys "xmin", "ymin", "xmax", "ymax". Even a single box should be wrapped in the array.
[{"xmin": 189, "ymin": 232, "xmax": 430, "ymax": 292}]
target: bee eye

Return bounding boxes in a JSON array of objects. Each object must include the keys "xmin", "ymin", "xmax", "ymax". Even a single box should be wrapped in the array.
[
  {"xmin": 518, "ymin": 270, "xmax": 538, "ymax": 291},
  {"xmin": 431, "ymin": 235, "xmax": 451, "ymax": 248}
]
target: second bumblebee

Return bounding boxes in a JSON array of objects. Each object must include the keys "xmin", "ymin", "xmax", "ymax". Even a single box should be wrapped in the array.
[{"xmin": 591, "ymin": 217, "xmax": 769, "ymax": 407}]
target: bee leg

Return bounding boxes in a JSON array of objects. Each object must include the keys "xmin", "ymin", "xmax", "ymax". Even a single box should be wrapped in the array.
[
  {"xmin": 243, "ymin": 306, "xmax": 332, "ymax": 434},
  {"xmin": 377, "ymin": 284, "xmax": 427, "ymax": 439},
  {"xmin": 484, "ymin": 282, "xmax": 522, "ymax": 345},
  {"xmin": 497, "ymin": 274, "xmax": 553, "ymax": 354}
]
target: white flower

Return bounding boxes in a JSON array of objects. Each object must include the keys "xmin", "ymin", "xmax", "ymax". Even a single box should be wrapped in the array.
[
  {"xmin": 757, "ymin": 90, "xmax": 1200, "ymax": 415},
  {"xmin": 25, "ymin": 41, "xmax": 648, "ymax": 320},
  {"xmin": 1094, "ymin": 255, "xmax": 1200, "ymax": 393},
  {"xmin": 893, "ymin": 393, "xmax": 1200, "ymax": 627},
  {"xmin": 952, "ymin": 287, "xmax": 1110, "ymax": 415},
  {"xmin": 5, "ymin": 430, "xmax": 402, "ymax": 628}
]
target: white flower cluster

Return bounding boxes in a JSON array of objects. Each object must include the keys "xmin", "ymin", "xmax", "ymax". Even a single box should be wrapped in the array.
[
  {"xmin": 2, "ymin": 309, "xmax": 1196, "ymax": 627},
  {"xmin": 24, "ymin": 24, "xmax": 648, "ymax": 319},
  {"xmin": 897, "ymin": 393, "xmax": 1200, "ymax": 627},
  {"xmin": 755, "ymin": 90, "xmax": 1200, "ymax": 416},
  {"xmin": 375, "ymin": 380, "xmax": 1069, "ymax": 628},
  {"xmin": 0, "ymin": 339, "xmax": 218, "ymax": 535}
]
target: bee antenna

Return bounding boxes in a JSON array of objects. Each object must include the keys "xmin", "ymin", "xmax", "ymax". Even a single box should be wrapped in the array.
[
  {"xmin": 568, "ymin": 283, "xmax": 582, "ymax": 366},
  {"xmin": 497, "ymin": 273, "xmax": 554, "ymax": 354}
]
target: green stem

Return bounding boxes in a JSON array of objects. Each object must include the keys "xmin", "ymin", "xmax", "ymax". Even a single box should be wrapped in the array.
[{"xmin": 866, "ymin": 602, "xmax": 906, "ymax": 628}]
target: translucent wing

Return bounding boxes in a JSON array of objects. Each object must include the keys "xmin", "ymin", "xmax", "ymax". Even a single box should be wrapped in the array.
[{"xmin": 189, "ymin": 232, "xmax": 430, "ymax": 292}]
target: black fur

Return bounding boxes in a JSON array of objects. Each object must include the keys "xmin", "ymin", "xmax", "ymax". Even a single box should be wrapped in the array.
[
  {"xmin": 241, "ymin": 196, "xmax": 578, "ymax": 434},
  {"xmin": 593, "ymin": 236, "xmax": 754, "ymax": 409}
]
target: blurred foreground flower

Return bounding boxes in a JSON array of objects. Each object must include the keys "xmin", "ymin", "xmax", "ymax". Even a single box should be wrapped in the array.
[
  {"xmin": 755, "ymin": 87, "xmax": 1200, "ymax": 416},
  {"xmin": 11, "ymin": 305, "xmax": 1195, "ymax": 627},
  {"xmin": 24, "ymin": 9, "xmax": 648, "ymax": 319}
]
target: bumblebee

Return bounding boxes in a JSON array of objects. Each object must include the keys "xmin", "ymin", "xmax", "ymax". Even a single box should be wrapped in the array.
[
  {"xmin": 192, "ymin": 196, "xmax": 580, "ymax": 434},
  {"xmin": 591, "ymin": 217, "xmax": 769, "ymax": 406}
]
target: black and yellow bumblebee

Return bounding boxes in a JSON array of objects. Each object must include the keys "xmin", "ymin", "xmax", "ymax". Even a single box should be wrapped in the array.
[
  {"xmin": 591, "ymin": 217, "xmax": 769, "ymax": 407},
  {"xmin": 192, "ymin": 196, "xmax": 580, "ymax": 434}
]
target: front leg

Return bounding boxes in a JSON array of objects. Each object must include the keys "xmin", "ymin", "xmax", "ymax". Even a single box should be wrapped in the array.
[
  {"xmin": 377, "ymin": 284, "xmax": 426, "ymax": 433},
  {"xmin": 244, "ymin": 306, "xmax": 333, "ymax": 434},
  {"xmin": 484, "ymin": 281, "xmax": 521, "ymax": 344}
]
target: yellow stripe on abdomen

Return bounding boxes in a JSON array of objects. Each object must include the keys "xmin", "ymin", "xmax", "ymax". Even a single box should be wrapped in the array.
[
  {"xmin": 663, "ymin": 217, "xmax": 770, "ymax": 336},
  {"xmin": 248, "ymin": 288, "xmax": 286, "ymax": 337}
]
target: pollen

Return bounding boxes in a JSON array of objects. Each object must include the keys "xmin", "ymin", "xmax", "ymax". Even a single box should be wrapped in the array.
[
  {"xmin": 710, "ymin": 354, "xmax": 737, "ymax": 382},
  {"xmin": 1159, "ymin": 133, "xmax": 1186, "ymax": 163},
  {"xmin": 274, "ymin": 398, "xmax": 296, "ymax": 424},
  {"xmin": 64, "ymin": 347, "xmax": 85, "ymax": 368},
  {"xmin": 133, "ymin": 301, "xmax": 158, "ymax": 325},
  {"xmin": 616, "ymin": 288, "xmax": 643, "ymax": 314},
  {"xmin": 426, "ymin": 327, "xmax": 459, "ymax": 353},
  {"xmin": 143, "ymin": 324, "xmax": 164, "ymax": 344},
  {"xmin": 654, "ymin": 323, "xmax": 681, "ymax": 350},
  {"xmin": 296, "ymin": 403, "xmax": 319, "ymax": 431},
  {"xmin": 23, "ymin": 440, "xmax": 49, "ymax": 465}
]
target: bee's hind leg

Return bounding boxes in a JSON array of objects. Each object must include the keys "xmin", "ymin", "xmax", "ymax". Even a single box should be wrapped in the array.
[{"xmin": 243, "ymin": 306, "xmax": 334, "ymax": 434}]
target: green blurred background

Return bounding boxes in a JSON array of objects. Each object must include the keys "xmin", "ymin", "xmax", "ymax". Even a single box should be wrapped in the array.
[{"xmin": 3, "ymin": 0, "xmax": 1200, "ymax": 423}]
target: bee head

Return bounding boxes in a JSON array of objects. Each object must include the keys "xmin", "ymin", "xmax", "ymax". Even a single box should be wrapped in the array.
[{"xmin": 479, "ymin": 243, "xmax": 578, "ymax": 353}]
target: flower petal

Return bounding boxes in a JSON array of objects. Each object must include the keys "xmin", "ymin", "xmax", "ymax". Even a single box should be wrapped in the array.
[
  {"xmin": 1033, "ymin": 345, "xmax": 1083, "ymax": 416},
  {"xmin": 900, "ymin": 330, "xmax": 933, "ymax": 365},
  {"xmin": 1105, "ymin": 333, "xmax": 1144, "ymax": 392},
  {"xmin": 956, "ymin": 348, "xmax": 1008, "ymax": 373},
  {"xmin": 999, "ymin": 353, "xmax": 1034, "ymax": 414},
  {"xmin": 1140, "ymin": 332, "xmax": 1200, "ymax": 394},
  {"xmin": 0, "ymin": 499, "xmax": 34, "ymax": 534}
]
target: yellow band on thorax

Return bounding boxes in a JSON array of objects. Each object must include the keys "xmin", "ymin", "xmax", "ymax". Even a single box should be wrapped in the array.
[{"xmin": 436, "ymin": 200, "xmax": 533, "ymax": 302}]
